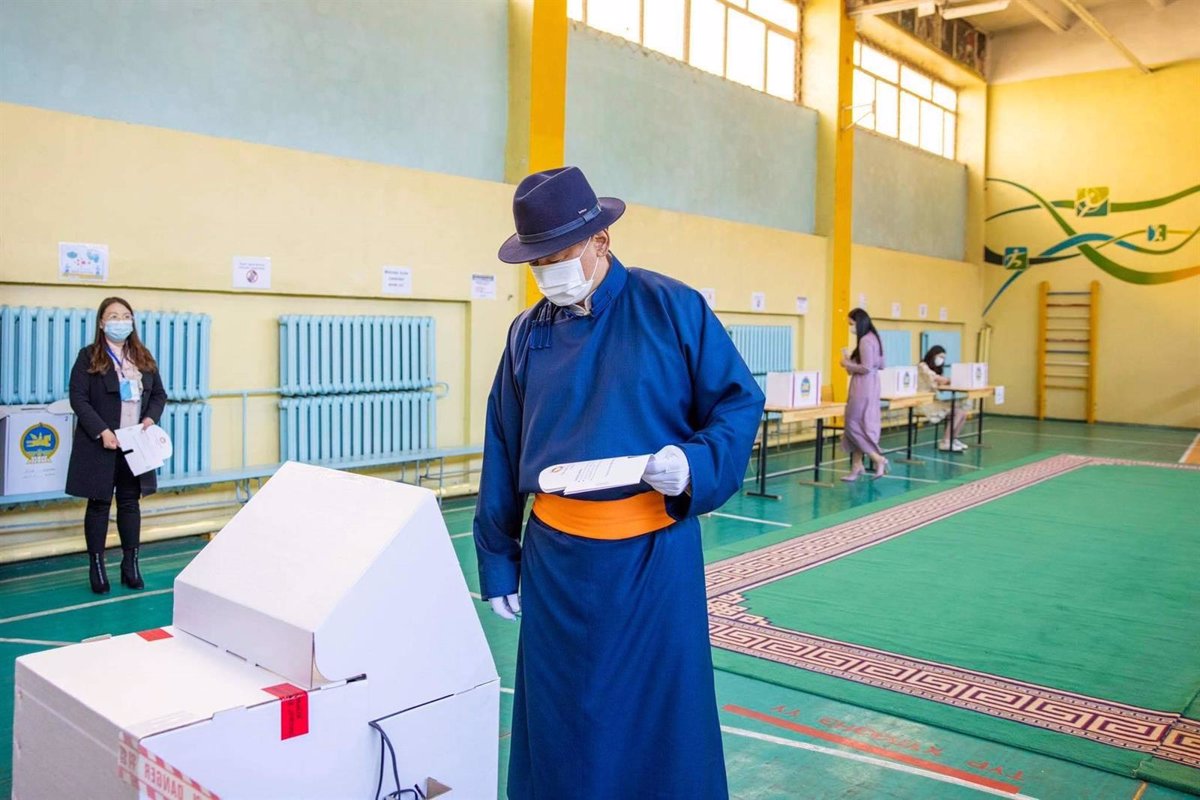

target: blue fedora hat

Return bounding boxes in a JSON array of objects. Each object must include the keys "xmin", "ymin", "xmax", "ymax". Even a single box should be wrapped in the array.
[{"xmin": 498, "ymin": 166, "xmax": 625, "ymax": 264}]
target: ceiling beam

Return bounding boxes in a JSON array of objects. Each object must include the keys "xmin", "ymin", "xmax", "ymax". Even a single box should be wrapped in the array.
[
  {"xmin": 1013, "ymin": 0, "xmax": 1070, "ymax": 31},
  {"xmin": 1055, "ymin": 0, "xmax": 1152, "ymax": 73}
]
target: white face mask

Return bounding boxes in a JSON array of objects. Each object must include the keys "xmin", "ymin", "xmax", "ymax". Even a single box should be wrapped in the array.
[
  {"xmin": 531, "ymin": 237, "xmax": 597, "ymax": 307},
  {"xmin": 934, "ymin": 355, "xmax": 946, "ymax": 366}
]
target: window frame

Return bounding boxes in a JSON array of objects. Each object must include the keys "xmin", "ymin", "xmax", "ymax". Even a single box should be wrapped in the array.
[
  {"xmin": 571, "ymin": 0, "xmax": 803, "ymax": 103},
  {"xmin": 852, "ymin": 39, "xmax": 958, "ymax": 161}
]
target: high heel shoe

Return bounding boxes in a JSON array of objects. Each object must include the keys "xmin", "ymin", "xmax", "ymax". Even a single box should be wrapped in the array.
[
  {"xmin": 873, "ymin": 457, "xmax": 891, "ymax": 479},
  {"xmin": 89, "ymin": 552, "xmax": 110, "ymax": 594},
  {"xmin": 121, "ymin": 547, "xmax": 144, "ymax": 590},
  {"xmin": 840, "ymin": 468, "xmax": 865, "ymax": 482}
]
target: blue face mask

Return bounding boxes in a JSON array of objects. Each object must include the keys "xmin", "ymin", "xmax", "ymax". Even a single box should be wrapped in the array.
[{"xmin": 105, "ymin": 320, "xmax": 134, "ymax": 342}]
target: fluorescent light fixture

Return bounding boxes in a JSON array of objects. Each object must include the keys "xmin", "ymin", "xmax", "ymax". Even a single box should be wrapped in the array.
[{"xmin": 941, "ymin": 0, "xmax": 1010, "ymax": 17}]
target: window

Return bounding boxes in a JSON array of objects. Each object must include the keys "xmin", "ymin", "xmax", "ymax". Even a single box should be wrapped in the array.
[
  {"xmin": 852, "ymin": 41, "xmax": 957, "ymax": 159},
  {"xmin": 569, "ymin": 0, "xmax": 801, "ymax": 102}
]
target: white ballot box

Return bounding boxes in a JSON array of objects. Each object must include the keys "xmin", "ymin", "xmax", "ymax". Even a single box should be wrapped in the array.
[
  {"xmin": 950, "ymin": 362, "xmax": 989, "ymax": 389},
  {"xmin": 879, "ymin": 366, "xmax": 918, "ymax": 396},
  {"xmin": 0, "ymin": 405, "xmax": 73, "ymax": 495},
  {"xmin": 765, "ymin": 371, "xmax": 821, "ymax": 408},
  {"xmin": 13, "ymin": 462, "xmax": 499, "ymax": 800}
]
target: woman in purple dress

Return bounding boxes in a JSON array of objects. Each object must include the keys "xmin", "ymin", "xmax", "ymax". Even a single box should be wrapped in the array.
[{"xmin": 840, "ymin": 308, "xmax": 890, "ymax": 481}]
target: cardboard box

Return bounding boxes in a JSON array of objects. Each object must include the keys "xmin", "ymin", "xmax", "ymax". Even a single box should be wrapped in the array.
[
  {"xmin": 949, "ymin": 362, "xmax": 989, "ymax": 389},
  {"xmin": 880, "ymin": 366, "xmax": 918, "ymax": 396},
  {"xmin": 0, "ymin": 406, "xmax": 73, "ymax": 495},
  {"xmin": 14, "ymin": 462, "xmax": 500, "ymax": 799},
  {"xmin": 765, "ymin": 371, "xmax": 821, "ymax": 408}
]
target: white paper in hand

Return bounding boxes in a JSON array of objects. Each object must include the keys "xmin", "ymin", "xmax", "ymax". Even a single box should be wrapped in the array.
[
  {"xmin": 538, "ymin": 455, "xmax": 651, "ymax": 496},
  {"xmin": 115, "ymin": 424, "xmax": 174, "ymax": 476}
]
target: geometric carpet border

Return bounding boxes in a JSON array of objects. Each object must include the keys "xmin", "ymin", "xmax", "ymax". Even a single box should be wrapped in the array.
[{"xmin": 708, "ymin": 455, "xmax": 1200, "ymax": 768}]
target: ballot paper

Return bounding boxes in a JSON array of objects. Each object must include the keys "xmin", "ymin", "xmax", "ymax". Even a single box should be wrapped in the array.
[
  {"xmin": 538, "ymin": 455, "xmax": 652, "ymax": 496},
  {"xmin": 115, "ymin": 424, "xmax": 174, "ymax": 476}
]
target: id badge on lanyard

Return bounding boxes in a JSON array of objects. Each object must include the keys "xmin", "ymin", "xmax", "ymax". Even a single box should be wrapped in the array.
[{"xmin": 110, "ymin": 348, "xmax": 143, "ymax": 403}]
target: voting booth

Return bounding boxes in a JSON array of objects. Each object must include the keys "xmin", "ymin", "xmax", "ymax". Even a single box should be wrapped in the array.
[
  {"xmin": 879, "ymin": 366, "xmax": 918, "ymax": 396},
  {"xmin": 0, "ymin": 405, "xmax": 73, "ymax": 495},
  {"xmin": 13, "ymin": 462, "xmax": 500, "ymax": 799},
  {"xmin": 765, "ymin": 371, "xmax": 821, "ymax": 408},
  {"xmin": 950, "ymin": 362, "xmax": 989, "ymax": 389}
]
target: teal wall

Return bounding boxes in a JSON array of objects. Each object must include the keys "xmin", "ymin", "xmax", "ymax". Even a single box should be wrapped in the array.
[
  {"xmin": 564, "ymin": 26, "xmax": 818, "ymax": 234},
  {"xmin": 852, "ymin": 129, "xmax": 967, "ymax": 261},
  {"xmin": 0, "ymin": 0, "xmax": 509, "ymax": 181}
]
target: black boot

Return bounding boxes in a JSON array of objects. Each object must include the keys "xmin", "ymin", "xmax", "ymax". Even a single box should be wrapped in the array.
[
  {"xmin": 121, "ymin": 547, "xmax": 144, "ymax": 590},
  {"xmin": 89, "ymin": 552, "xmax": 110, "ymax": 594}
]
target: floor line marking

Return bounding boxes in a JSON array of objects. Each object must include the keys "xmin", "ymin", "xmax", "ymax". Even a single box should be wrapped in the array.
[
  {"xmin": 994, "ymin": 429, "xmax": 1189, "ymax": 448},
  {"xmin": 719, "ymin": 724, "xmax": 1036, "ymax": 799},
  {"xmin": 916, "ymin": 454, "xmax": 984, "ymax": 470},
  {"xmin": 0, "ymin": 551, "xmax": 198, "ymax": 586},
  {"xmin": 0, "ymin": 637, "xmax": 75, "ymax": 646},
  {"xmin": 500, "ymin": 687, "xmax": 514, "ymax": 695},
  {"xmin": 707, "ymin": 512, "xmax": 792, "ymax": 528},
  {"xmin": 1131, "ymin": 782, "xmax": 1148, "ymax": 800},
  {"xmin": 469, "ymin": 591, "xmax": 482, "ymax": 600},
  {"xmin": 723, "ymin": 705, "xmax": 1031, "ymax": 797},
  {"xmin": 450, "ymin": 531, "xmax": 474, "ymax": 539},
  {"xmin": 0, "ymin": 589, "xmax": 174, "ymax": 626},
  {"xmin": 1180, "ymin": 434, "xmax": 1200, "ymax": 465}
]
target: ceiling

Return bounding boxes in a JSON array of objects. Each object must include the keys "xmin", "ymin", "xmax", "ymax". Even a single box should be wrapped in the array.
[{"xmin": 962, "ymin": 0, "xmax": 1121, "ymax": 33}]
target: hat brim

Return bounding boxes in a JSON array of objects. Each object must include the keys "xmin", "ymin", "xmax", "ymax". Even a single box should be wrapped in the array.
[{"xmin": 497, "ymin": 197, "xmax": 626, "ymax": 264}]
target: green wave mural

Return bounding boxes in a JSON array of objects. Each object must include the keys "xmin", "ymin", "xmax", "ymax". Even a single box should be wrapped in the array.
[{"xmin": 983, "ymin": 179, "xmax": 1200, "ymax": 315}]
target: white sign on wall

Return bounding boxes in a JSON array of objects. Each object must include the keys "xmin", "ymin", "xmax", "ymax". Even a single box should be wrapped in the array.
[
  {"xmin": 59, "ymin": 242, "xmax": 109, "ymax": 282},
  {"xmin": 890, "ymin": 301, "xmax": 902, "ymax": 318},
  {"xmin": 232, "ymin": 256, "xmax": 271, "ymax": 290},
  {"xmin": 857, "ymin": 293, "xmax": 868, "ymax": 308},
  {"xmin": 699, "ymin": 288, "xmax": 716, "ymax": 308},
  {"xmin": 995, "ymin": 385, "xmax": 1006, "ymax": 405},
  {"xmin": 795, "ymin": 296, "xmax": 809, "ymax": 315},
  {"xmin": 939, "ymin": 306, "xmax": 949, "ymax": 321},
  {"xmin": 382, "ymin": 266, "xmax": 413, "ymax": 296},
  {"xmin": 471, "ymin": 274, "xmax": 497, "ymax": 300},
  {"xmin": 918, "ymin": 303, "xmax": 929, "ymax": 319},
  {"xmin": 750, "ymin": 292, "xmax": 766, "ymax": 312}
]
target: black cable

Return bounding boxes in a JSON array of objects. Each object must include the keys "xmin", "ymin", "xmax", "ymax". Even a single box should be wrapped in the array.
[{"xmin": 369, "ymin": 719, "xmax": 426, "ymax": 800}]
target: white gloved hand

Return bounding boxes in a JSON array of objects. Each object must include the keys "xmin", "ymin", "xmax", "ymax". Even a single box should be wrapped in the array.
[
  {"xmin": 489, "ymin": 593, "xmax": 522, "ymax": 621},
  {"xmin": 642, "ymin": 445, "xmax": 690, "ymax": 497}
]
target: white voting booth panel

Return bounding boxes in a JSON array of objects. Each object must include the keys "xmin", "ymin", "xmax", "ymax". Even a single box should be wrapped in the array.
[
  {"xmin": 764, "ymin": 371, "xmax": 821, "ymax": 408},
  {"xmin": 950, "ymin": 362, "xmax": 989, "ymax": 389},
  {"xmin": 13, "ymin": 462, "xmax": 499, "ymax": 799},
  {"xmin": 879, "ymin": 366, "xmax": 918, "ymax": 396}
]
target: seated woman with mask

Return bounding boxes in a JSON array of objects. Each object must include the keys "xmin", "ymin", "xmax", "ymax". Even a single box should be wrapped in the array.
[{"xmin": 917, "ymin": 346, "xmax": 968, "ymax": 452}]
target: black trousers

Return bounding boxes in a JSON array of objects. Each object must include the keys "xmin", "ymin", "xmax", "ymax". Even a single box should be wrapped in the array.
[{"xmin": 84, "ymin": 454, "xmax": 141, "ymax": 554}]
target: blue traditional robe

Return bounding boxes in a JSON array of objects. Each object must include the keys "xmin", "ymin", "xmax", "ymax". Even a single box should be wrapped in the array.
[{"xmin": 474, "ymin": 255, "xmax": 764, "ymax": 800}]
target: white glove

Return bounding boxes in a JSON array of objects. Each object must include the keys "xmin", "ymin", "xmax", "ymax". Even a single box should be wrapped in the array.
[
  {"xmin": 489, "ymin": 593, "xmax": 521, "ymax": 621},
  {"xmin": 642, "ymin": 445, "xmax": 690, "ymax": 497}
]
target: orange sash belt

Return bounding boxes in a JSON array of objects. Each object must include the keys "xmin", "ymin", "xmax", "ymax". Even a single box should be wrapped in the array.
[{"xmin": 532, "ymin": 491, "xmax": 676, "ymax": 540}]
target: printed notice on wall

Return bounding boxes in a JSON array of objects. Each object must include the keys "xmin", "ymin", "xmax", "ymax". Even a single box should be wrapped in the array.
[
  {"xmin": 59, "ymin": 242, "xmax": 109, "ymax": 282},
  {"xmin": 471, "ymin": 273, "xmax": 497, "ymax": 300},
  {"xmin": 918, "ymin": 303, "xmax": 929, "ymax": 319},
  {"xmin": 233, "ymin": 256, "xmax": 271, "ymax": 290},
  {"xmin": 699, "ymin": 288, "xmax": 716, "ymax": 308},
  {"xmin": 858, "ymin": 293, "xmax": 868, "ymax": 308},
  {"xmin": 382, "ymin": 266, "xmax": 413, "ymax": 296},
  {"xmin": 890, "ymin": 301, "xmax": 902, "ymax": 318},
  {"xmin": 994, "ymin": 385, "xmax": 1006, "ymax": 405},
  {"xmin": 939, "ymin": 306, "xmax": 949, "ymax": 321},
  {"xmin": 796, "ymin": 296, "xmax": 809, "ymax": 314},
  {"xmin": 750, "ymin": 292, "xmax": 766, "ymax": 312}
]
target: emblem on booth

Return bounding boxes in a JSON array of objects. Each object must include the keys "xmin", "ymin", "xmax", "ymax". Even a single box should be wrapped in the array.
[{"xmin": 21, "ymin": 423, "xmax": 60, "ymax": 463}]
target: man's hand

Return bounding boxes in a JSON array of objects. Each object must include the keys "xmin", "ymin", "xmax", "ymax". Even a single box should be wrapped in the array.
[
  {"xmin": 100, "ymin": 429, "xmax": 119, "ymax": 450},
  {"xmin": 642, "ymin": 445, "xmax": 690, "ymax": 497},
  {"xmin": 489, "ymin": 593, "xmax": 522, "ymax": 621}
]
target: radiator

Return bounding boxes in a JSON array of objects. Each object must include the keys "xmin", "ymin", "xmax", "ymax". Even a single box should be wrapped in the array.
[
  {"xmin": 158, "ymin": 402, "xmax": 213, "ymax": 479},
  {"xmin": 279, "ymin": 315, "xmax": 436, "ymax": 396},
  {"xmin": 725, "ymin": 324, "xmax": 793, "ymax": 391},
  {"xmin": 278, "ymin": 392, "xmax": 436, "ymax": 464}
]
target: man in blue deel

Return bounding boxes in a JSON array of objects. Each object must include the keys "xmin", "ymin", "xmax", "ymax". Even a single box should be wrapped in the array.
[{"xmin": 474, "ymin": 166, "xmax": 764, "ymax": 799}]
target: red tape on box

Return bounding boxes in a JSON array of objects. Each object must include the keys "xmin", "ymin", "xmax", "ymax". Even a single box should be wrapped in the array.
[
  {"xmin": 137, "ymin": 628, "xmax": 173, "ymax": 642},
  {"xmin": 262, "ymin": 683, "xmax": 309, "ymax": 740}
]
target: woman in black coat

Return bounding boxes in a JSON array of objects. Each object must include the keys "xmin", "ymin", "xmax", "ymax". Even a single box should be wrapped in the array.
[{"xmin": 67, "ymin": 297, "xmax": 168, "ymax": 594}]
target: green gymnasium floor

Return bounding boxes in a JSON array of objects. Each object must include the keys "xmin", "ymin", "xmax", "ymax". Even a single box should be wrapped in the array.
[{"xmin": 3, "ymin": 416, "xmax": 1198, "ymax": 799}]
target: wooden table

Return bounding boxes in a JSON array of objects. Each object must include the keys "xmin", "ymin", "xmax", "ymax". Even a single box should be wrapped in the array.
[
  {"xmin": 747, "ymin": 401, "xmax": 847, "ymax": 499},
  {"xmin": 947, "ymin": 386, "xmax": 997, "ymax": 448},
  {"xmin": 881, "ymin": 392, "xmax": 936, "ymax": 463}
]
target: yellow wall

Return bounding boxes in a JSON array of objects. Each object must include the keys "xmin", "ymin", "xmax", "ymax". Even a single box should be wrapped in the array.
[{"xmin": 985, "ymin": 62, "xmax": 1200, "ymax": 426}]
